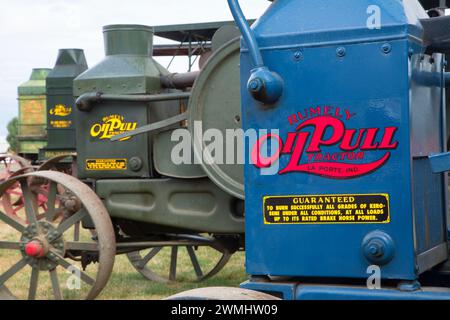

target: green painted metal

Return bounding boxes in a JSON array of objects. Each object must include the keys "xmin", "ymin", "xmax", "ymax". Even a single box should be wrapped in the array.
[
  {"xmin": 188, "ymin": 38, "xmax": 244, "ymax": 199},
  {"xmin": 153, "ymin": 129, "xmax": 206, "ymax": 179},
  {"xmin": 95, "ymin": 178, "xmax": 244, "ymax": 234},
  {"xmin": 17, "ymin": 68, "xmax": 51, "ymax": 159},
  {"xmin": 211, "ymin": 25, "xmax": 240, "ymax": 52},
  {"xmin": 74, "ymin": 24, "xmax": 177, "ymax": 179},
  {"xmin": 41, "ymin": 49, "xmax": 88, "ymax": 160},
  {"xmin": 74, "ymin": 25, "xmax": 168, "ymax": 96}
]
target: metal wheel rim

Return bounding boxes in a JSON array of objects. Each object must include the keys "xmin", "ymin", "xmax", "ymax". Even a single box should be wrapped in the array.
[
  {"xmin": 126, "ymin": 242, "xmax": 232, "ymax": 283},
  {"xmin": 0, "ymin": 154, "xmax": 34, "ymax": 218},
  {"xmin": 0, "ymin": 171, "xmax": 116, "ymax": 300}
]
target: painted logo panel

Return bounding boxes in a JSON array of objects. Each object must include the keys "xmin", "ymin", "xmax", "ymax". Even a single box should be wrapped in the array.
[
  {"xmin": 90, "ymin": 115, "xmax": 137, "ymax": 141},
  {"xmin": 252, "ymin": 106, "xmax": 399, "ymax": 179}
]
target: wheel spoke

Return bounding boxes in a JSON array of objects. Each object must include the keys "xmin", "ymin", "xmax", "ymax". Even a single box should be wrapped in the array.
[
  {"xmin": 0, "ymin": 211, "xmax": 25, "ymax": 232},
  {"xmin": 169, "ymin": 246, "xmax": 178, "ymax": 281},
  {"xmin": 49, "ymin": 269, "xmax": 63, "ymax": 300},
  {"xmin": 138, "ymin": 247, "xmax": 162, "ymax": 269},
  {"xmin": 0, "ymin": 241, "xmax": 22, "ymax": 250},
  {"xmin": 57, "ymin": 210, "xmax": 87, "ymax": 235},
  {"xmin": 74, "ymin": 222, "xmax": 80, "ymax": 242},
  {"xmin": 0, "ymin": 258, "xmax": 28, "ymax": 285},
  {"xmin": 28, "ymin": 266, "xmax": 39, "ymax": 300},
  {"xmin": 19, "ymin": 180, "xmax": 38, "ymax": 225},
  {"xmin": 48, "ymin": 250, "xmax": 95, "ymax": 286},
  {"xmin": 45, "ymin": 182, "xmax": 58, "ymax": 222},
  {"xmin": 186, "ymin": 246, "xmax": 204, "ymax": 279}
]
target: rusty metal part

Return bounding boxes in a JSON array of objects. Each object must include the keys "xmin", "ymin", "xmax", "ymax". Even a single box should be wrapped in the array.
[
  {"xmin": 0, "ymin": 154, "xmax": 35, "ymax": 218},
  {"xmin": 37, "ymin": 153, "xmax": 76, "ymax": 172},
  {"xmin": 166, "ymin": 287, "xmax": 281, "ymax": 300},
  {"xmin": 126, "ymin": 234, "xmax": 232, "ymax": 283},
  {"xmin": 160, "ymin": 71, "xmax": 200, "ymax": 89},
  {"xmin": 0, "ymin": 171, "xmax": 116, "ymax": 300},
  {"xmin": 153, "ymin": 44, "xmax": 212, "ymax": 56},
  {"xmin": 0, "ymin": 154, "xmax": 31, "ymax": 176}
]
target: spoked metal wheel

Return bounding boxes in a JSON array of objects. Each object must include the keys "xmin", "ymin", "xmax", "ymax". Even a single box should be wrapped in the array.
[
  {"xmin": 37, "ymin": 153, "xmax": 77, "ymax": 176},
  {"xmin": 0, "ymin": 171, "xmax": 115, "ymax": 300},
  {"xmin": 127, "ymin": 235, "xmax": 232, "ymax": 283},
  {"xmin": 0, "ymin": 154, "xmax": 31, "ymax": 182},
  {"xmin": 0, "ymin": 154, "xmax": 34, "ymax": 218}
]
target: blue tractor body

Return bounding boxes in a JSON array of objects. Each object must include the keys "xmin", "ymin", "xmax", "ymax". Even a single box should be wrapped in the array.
[{"xmin": 233, "ymin": 0, "xmax": 450, "ymax": 299}]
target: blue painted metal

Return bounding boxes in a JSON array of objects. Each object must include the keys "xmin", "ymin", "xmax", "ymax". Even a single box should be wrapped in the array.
[
  {"xmin": 231, "ymin": 0, "xmax": 450, "ymax": 299},
  {"xmin": 241, "ymin": 281, "xmax": 297, "ymax": 300},
  {"xmin": 361, "ymin": 231, "xmax": 395, "ymax": 266},
  {"xmin": 244, "ymin": 281, "xmax": 450, "ymax": 300},
  {"xmin": 429, "ymin": 152, "xmax": 450, "ymax": 173},
  {"xmin": 294, "ymin": 284, "xmax": 450, "ymax": 300}
]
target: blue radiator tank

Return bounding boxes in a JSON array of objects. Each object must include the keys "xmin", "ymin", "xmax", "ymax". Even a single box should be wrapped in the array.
[{"xmin": 238, "ymin": 0, "xmax": 448, "ymax": 285}]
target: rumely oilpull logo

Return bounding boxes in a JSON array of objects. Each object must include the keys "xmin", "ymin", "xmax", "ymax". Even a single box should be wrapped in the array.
[
  {"xmin": 90, "ymin": 114, "xmax": 137, "ymax": 141},
  {"xmin": 50, "ymin": 104, "xmax": 72, "ymax": 117},
  {"xmin": 251, "ymin": 106, "xmax": 399, "ymax": 179}
]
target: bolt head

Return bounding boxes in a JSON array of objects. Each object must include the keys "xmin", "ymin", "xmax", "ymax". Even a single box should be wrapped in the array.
[
  {"xmin": 249, "ymin": 78, "xmax": 263, "ymax": 92},
  {"xmin": 368, "ymin": 244, "xmax": 380, "ymax": 256},
  {"xmin": 381, "ymin": 43, "xmax": 392, "ymax": 54},
  {"xmin": 336, "ymin": 47, "xmax": 346, "ymax": 57},
  {"xmin": 293, "ymin": 51, "xmax": 303, "ymax": 61}
]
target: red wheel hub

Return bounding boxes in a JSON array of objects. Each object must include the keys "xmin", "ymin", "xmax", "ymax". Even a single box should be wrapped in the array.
[{"xmin": 24, "ymin": 240, "xmax": 46, "ymax": 258}]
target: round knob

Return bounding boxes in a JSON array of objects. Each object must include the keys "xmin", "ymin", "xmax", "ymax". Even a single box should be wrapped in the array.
[
  {"xmin": 362, "ymin": 231, "xmax": 395, "ymax": 265},
  {"xmin": 129, "ymin": 157, "xmax": 143, "ymax": 172},
  {"xmin": 247, "ymin": 67, "xmax": 283, "ymax": 105},
  {"xmin": 24, "ymin": 240, "xmax": 46, "ymax": 258}
]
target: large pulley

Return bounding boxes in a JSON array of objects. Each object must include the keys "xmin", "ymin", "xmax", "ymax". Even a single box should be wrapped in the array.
[
  {"xmin": 0, "ymin": 171, "xmax": 115, "ymax": 300},
  {"xmin": 188, "ymin": 37, "xmax": 244, "ymax": 199}
]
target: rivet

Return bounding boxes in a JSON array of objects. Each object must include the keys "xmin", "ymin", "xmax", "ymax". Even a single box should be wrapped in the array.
[
  {"xmin": 336, "ymin": 47, "xmax": 346, "ymax": 57},
  {"xmin": 381, "ymin": 43, "xmax": 392, "ymax": 54},
  {"xmin": 293, "ymin": 51, "xmax": 303, "ymax": 61}
]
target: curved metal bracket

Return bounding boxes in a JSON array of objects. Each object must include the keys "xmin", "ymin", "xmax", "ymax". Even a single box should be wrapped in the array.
[{"xmin": 227, "ymin": 0, "xmax": 283, "ymax": 104}]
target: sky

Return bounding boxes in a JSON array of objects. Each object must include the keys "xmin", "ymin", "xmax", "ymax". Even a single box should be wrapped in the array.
[{"xmin": 0, "ymin": 0, "xmax": 270, "ymax": 137}]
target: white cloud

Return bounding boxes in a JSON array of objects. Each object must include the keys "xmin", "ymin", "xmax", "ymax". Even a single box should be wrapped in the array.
[{"xmin": 0, "ymin": 0, "xmax": 270, "ymax": 135}]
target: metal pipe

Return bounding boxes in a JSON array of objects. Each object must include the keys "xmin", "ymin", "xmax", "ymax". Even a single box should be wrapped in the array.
[
  {"xmin": 227, "ymin": 0, "xmax": 283, "ymax": 104},
  {"xmin": 76, "ymin": 91, "xmax": 190, "ymax": 112},
  {"xmin": 227, "ymin": 0, "xmax": 264, "ymax": 68},
  {"xmin": 412, "ymin": 70, "xmax": 450, "ymax": 87},
  {"xmin": 160, "ymin": 71, "xmax": 200, "ymax": 89},
  {"xmin": 153, "ymin": 44, "xmax": 211, "ymax": 57},
  {"xmin": 116, "ymin": 240, "xmax": 212, "ymax": 248}
]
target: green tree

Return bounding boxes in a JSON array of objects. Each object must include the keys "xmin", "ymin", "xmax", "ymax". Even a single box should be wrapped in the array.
[{"xmin": 6, "ymin": 117, "xmax": 18, "ymax": 153}]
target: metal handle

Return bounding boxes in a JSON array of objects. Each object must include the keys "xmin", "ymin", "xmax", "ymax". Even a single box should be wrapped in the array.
[{"xmin": 227, "ymin": 0, "xmax": 283, "ymax": 104}]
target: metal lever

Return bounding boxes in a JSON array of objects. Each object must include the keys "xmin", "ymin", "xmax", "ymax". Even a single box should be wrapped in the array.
[
  {"xmin": 110, "ymin": 112, "xmax": 188, "ymax": 141},
  {"xmin": 227, "ymin": 0, "xmax": 283, "ymax": 104}
]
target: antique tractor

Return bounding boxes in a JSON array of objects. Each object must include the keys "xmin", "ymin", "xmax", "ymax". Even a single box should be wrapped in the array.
[
  {"xmin": 0, "ymin": 21, "xmax": 244, "ymax": 300},
  {"xmin": 0, "ymin": 49, "xmax": 88, "ymax": 221},
  {"xmin": 171, "ymin": 0, "xmax": 450, "ymax": 300},
  {"xmin": 1, "ymin": 0, "xmax": 450, "ymax": 301}
]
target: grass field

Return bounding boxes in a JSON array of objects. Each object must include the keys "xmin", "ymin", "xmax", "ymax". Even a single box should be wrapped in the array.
[
  {"xmin": 0, "ymin": 220, "xmax": 247, "ymax": 300},
  {"xmin": 99, "ymin": 251, "xmax": 246, "ymax": 300},
  {"xmin": 0, "ymin": 160, "xmax": 247, "ymax": 300}
]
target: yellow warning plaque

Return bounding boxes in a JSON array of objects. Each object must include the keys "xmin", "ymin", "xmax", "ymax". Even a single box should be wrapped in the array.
[
  {"xmin": 86, "ymin": 159, "xmax": 127, "ymax": 171},
  {"xmin": 263, "ymin": 194, "xmax": 390, "ymax": 225}
]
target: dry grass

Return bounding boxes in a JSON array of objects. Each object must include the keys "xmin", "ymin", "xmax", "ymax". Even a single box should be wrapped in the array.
[
  {"xmin": 0, "ymin": 161, "xmax": 247, "ymax": 300},
  {"xmin": 0, "ymin": 221, "xmax": 246, "ymax": 300}
]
